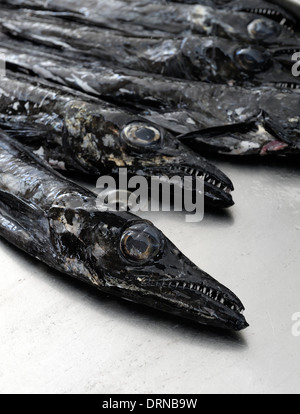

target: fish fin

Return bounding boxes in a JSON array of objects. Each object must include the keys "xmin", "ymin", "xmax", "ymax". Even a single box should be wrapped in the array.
[
  {"xmin": 0, "ymin": 212, "xmax": 40, "ymax": 255},
  {"xmin": 0, "ymin": 191, "xmax": 55, "ymax": 262},
  {"xmin": 0, "ymin": 115, "xmax": 56, "ymax": 143},
  {"xmin": 0, "ymin": 190, "xmax": 44, "ymax": 221}
]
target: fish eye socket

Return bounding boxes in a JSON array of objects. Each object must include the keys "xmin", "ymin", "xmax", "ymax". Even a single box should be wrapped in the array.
[
  {"xmin": 247, "ymin": 19, "xmax": 281, "ymax": 41},
  {"xmin": 120, "ymin": 222, "xmax": 163, "ymax": 263},
  {"xmin": 121, "ymin": 122, "xmax": 162, "ymax": 151},
  {"xmin": 235, "ymin": 48, "xmax": 271, "ymax": 72}
]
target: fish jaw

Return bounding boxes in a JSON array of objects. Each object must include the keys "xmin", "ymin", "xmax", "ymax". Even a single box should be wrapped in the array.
[
  {"xmin": 225, "ymin": 0, "xmax": 297, "ymax": 30},
  {"xmin": 124, "ymin": 141, "xmax": 235, "ymax": 209},
  {"xmin": 48, "ymin": 204, "xmax": 248, "ymax": 331},
  {"xmin": 106, "ymin": 235, "xmax": 248, "ymax": 331},
  {"xmin": 179, "ymin": 117, "xmax": 300, "ymax": 157},
  {"xmin": 182, "ymin": 36, "xmax": 300, "ymax": 89},
  {"xmin": 192, "ymin": 3, "xmax": 297, "ymax": 46},
  {"xmin": 98, "ymin": 120, "xmax": 235, "ymax": 209}
]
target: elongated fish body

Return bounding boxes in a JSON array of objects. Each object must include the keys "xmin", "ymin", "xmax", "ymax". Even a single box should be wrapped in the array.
[
  {"xmin": 0, "ymin": 131, "xmax": 248, "ymax": 330},
  {"xmin": 2, "ymin": 0, "xmax": 297, "ymax": 45},
  {"xmin": 2, "ymin": 41, "xmax": 300, "ymax": 157},
  {"xmin": 0, "ymin": 71, "xmax": 235, "ymax": 207},
  {"xmin": 1, "ymin": 15, "xmax": 299, "ymax": 88}
]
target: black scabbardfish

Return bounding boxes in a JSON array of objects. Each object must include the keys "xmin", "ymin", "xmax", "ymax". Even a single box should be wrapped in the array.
[
  {"xmin": 0, "ymin": 130, "xmax": 248, "ymax": 331},
  {"xmin": 1, "ymin": 14, "xmax": 299, "ymax": 88},
  {"xmin": 0, "ymin": 70, "xmax": 235, "ymax": 207},
  {"xmin": 1, "ymin": 0, "xmax": 298, "ymax": 45},
  {"xmin": 2, "ymin": 41, "xmax": 299, "ymax": 157}
]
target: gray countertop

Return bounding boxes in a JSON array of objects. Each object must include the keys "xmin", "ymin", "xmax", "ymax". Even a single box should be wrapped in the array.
[{"xmin": 0, "ymin": 157, "xmax": 299, "ymax": 394}]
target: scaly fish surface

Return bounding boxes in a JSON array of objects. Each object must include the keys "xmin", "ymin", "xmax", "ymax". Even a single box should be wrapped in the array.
[
  {"xmin": 0, "ymin": 130, "xmax": 248, "ymax": 330},
  {"xmin": 1, "ymin": 14, "xmax": 299, "ymax": 88},
  {"xmin": 2, "ymin": 0, "xmax": 298, "ymax": 44},
  {"xmin": 0, "ymin": 70, "xmax": 235, "ymax": 207}
]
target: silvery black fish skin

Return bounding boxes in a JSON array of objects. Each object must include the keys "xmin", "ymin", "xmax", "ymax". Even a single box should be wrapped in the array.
[
  {"xmin": 140, "ymin": 86, "xmax": 300, "ymax": 157},
  {"xmin": 1, "ymin": 16, "xmax": 299, "ymax": 89},
  {"xmin": 0, "ymin": 71, "xmax": 235, "ymax": 207},
  {"xmin": 2, "ymin": 40, "xmax": 299, "ymax": 158},
  {"xmin": 2, "ymin": 0, "xmax": 298, "ymax": 45},
  {"xmin": 0, "ymin": 131, "xmax": 248, "ymax": 331}
]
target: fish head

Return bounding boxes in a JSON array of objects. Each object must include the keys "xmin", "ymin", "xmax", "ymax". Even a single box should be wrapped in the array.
[
  {"xmin": 64, "ymin": 107, "xmax": 235, "ymax": 208},
  {"xmin": 221, "ymin": 0, "xmax": 297, "ymax": 29},
  {"xmin": 193, "ymin": 4, "xmax": 297, "ymax": 46},
  {"xmin": 183, "ymin": 36, "xmax": 300, "ymax": 89},
  {"xmin": 114, "ymin": 120, "xmax": 234, "ymax": 208},
  {"xmin": 50, "ymin": 203, "xmax": 248, "ymax": 331},
  {"xmin": 111, "ymin": 219, "xmax": 248, "ymax": 331}
]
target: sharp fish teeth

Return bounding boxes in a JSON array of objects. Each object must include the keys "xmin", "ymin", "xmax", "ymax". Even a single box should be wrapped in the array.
[
  {"xmin": 280, "ymin": 18, "xmax": 287, "ymax": 26},
  {"xmin": 166, "ymin": 281, "xmax": 242, "ymax": 315},
  {"xmin": 243, "ymin": 7, "xmax": 293, "ymax": 29}
]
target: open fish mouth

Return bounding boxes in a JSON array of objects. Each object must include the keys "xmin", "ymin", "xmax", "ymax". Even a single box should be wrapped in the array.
[
  {"xmin": 136, "ymin": 276, "xmax": 248, "ymax": 331},
  {"xmin": 156, "ymin": 164, "xmax": 234, "ymax": 195},
  {"xmin": 274, "ymin": 82, "xmax": 300, "ymax": 90},
  {"xmin": 136, "ymin": 161, "xmax": 235, "ymax": 208},
  {"xmin": 180, "ymin": 166, "xmax": 233, "ymax": 194},
  {"xmin": 173, "ymin": 165, "xmax": 234, "ymax": 208},
  {"xmin": 146, "ymin": 279, "xmax": 244, "ymax": 314}
]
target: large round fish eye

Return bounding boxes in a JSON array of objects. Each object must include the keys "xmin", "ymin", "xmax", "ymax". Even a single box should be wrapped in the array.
[
  {"xmin": 121, "ymin": 122, "xmax": 162, "ymax": 151},
  {"xmin": 247, "ymin": 19, "xmax": 281, "ymax": 41},
  {"xmin": 120, "ymin": 222, "xmax": 163, "ymax": 263},
  {"xmin": 235, "ymin": 48, "xmax": 271, "ymax": 72}
]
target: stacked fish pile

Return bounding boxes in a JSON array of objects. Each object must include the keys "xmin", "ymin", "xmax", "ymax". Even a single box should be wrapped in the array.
[{"xmin": 0, "ymin": 0, "xmax": 299, "ymax": 332}]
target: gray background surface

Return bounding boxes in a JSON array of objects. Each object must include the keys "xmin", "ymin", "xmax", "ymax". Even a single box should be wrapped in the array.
[{"xmin": 0, "ymin": 157, "xmax": 299, "ymax": 394}]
